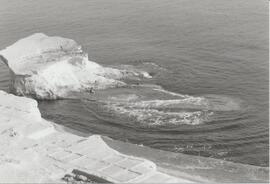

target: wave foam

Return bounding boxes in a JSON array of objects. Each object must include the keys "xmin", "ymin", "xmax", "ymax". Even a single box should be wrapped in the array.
[
  {"xmin": 105, "ymin": 102, "xmax": 212, "ymax": 126},
  {"xmin": 96, "ymin": 86, "xmax": 242, "ymax": 126}
]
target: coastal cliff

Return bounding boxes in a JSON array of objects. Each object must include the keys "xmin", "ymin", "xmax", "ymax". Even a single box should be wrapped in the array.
[{"xmin": 0, "ymin": 33, "xmax": 149, "ymax": 99}]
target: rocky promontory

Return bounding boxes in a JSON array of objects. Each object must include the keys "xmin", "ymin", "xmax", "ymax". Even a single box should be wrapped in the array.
[{"xmin": 0, "ymin": 33, "xmax": 150, "ymax": 99}]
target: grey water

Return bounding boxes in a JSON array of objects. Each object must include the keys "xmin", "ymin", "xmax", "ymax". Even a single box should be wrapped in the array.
[{"xmin": 0, "ymin": 0, "xmax": 268, "ymax": 167}]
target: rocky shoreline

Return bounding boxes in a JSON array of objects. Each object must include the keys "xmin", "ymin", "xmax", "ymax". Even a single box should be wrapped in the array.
[
  {"xmin": 0, "ymin": 33, "xmax": 268, "ymax": 183},
  {"xmin": 0, "ymin": 90, "xmax": 268, "ymax": 183},
  {"xmin": 0, "ymin": 90, "xmax": 193, "ymax": 183}
]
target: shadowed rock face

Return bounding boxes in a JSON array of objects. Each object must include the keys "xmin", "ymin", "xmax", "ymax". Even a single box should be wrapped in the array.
[{"xmin": 0, "ymin": 33, "xmax": 149, "ymax": 99}]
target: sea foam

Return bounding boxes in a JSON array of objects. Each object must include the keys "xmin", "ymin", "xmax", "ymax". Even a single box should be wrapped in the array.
[{"xmin": 88, "ymin": 85, "xmax": 241, "ymax": 126}]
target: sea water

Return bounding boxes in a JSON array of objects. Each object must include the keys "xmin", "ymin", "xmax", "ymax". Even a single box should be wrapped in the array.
[{"xmin": 0, "ymin": 0, "xmax": 268, "ymax": 167}]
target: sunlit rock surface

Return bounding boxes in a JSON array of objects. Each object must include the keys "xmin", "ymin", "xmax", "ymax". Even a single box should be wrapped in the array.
[
  {"xmin": 0, "ymin": 33, "xmax": 149, "ymax": 99},
  {"xmin": 0, "ymin": 90, "xmax": 192, "ymax": 183},
  {"xmin": 0, "ymin": 90, "xmax": 268, "ymax": 183}
]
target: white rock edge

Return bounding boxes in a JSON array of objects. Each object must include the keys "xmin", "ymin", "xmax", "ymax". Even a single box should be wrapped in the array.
[
  {"xmin": 0, "ymin": 90, "xmax": 191, "ymax": 183},
  {"xmin": 0, "ymin": 33, "xmax": 151, "ymax": 99}
]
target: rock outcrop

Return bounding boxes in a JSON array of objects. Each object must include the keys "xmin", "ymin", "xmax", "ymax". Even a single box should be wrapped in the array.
[
  {"xmin": 0, "ymin": 33, "xmax": 149, "ymax": 99},
  {"xmin": 0, "ymin": 90, "xmax": 192, "ymax": 183}
]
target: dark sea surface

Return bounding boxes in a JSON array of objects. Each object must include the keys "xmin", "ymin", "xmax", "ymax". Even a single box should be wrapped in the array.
[{"xmin": 0, "ymin": 0, "xmax": 268, "ymax": 167}]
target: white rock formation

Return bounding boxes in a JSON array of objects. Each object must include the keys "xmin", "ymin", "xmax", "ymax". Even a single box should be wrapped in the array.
[
  {"xmin": 0, "ymin": 90, "xmax": 191, "ymax": 183},
  {"xmin": 0, "ymin": 33, "xmax": 149, "ymax": 99}
]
